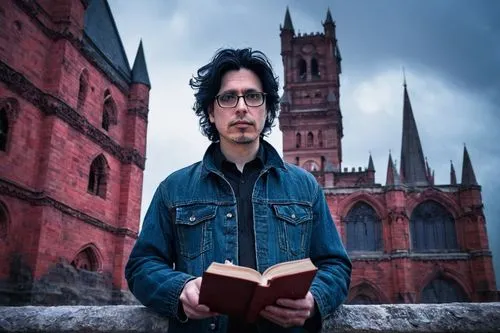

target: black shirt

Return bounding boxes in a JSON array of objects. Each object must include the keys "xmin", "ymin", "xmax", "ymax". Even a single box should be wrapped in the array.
[
  {"xmin": 213, "ymin": 143, "xmax": 265, "ymax": 269},
  {"xmin": 213, "ymin": 143, "xmax": 265, "ymax": 333}
]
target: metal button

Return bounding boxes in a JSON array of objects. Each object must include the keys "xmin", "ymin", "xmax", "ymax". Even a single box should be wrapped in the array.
[
  {"xmin": 226, "ymin": 212, "xmax": 233, "ymax": 218},
  {"xmin": 291, "ymin": 214, "xmax": 296, "ymax": 219},
  {"xmin": 189, "ymin": 216, "xmax": 196, "ymax": 222},
  {"xmin": 210, "ymin": 323, "xmax": 216, "ymax": 330}
]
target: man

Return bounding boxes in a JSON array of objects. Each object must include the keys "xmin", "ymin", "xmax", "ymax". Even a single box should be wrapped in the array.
[{"xmin": 125, "ymin": 48, "xmax": 351, "ymax": 333}]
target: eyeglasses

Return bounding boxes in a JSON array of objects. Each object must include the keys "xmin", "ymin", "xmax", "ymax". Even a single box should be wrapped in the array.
[{"xmin": 215, "ymin": 92, "xmax": 266, "ymax": 108}]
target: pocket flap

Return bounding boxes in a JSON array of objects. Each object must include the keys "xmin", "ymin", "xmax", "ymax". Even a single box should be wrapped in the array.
[
  {"xmin": 176, "ymin": 204, "xmax": 217, "ymax": 225},
  {"xmin": 273, "ymin": 204, "xmax": 312, "ymax": 225}
]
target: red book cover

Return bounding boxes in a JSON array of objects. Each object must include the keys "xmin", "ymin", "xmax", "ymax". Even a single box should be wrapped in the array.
[{"xmin": 198, "ymin": 258, "xmax": 317, "ymax": 322}]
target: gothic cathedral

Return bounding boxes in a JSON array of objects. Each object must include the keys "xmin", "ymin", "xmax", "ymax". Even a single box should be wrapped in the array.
[
  {"xmin": 0, "ymin": 0, "xmax": 149, "ymax": 304},
  {"xmin": 279, "ymin": 8, "xmax": 497, "ymax": 303}
]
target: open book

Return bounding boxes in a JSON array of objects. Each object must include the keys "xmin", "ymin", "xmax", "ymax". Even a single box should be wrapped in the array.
[{"xmin": 198, "ymin": 258, "xmax": 317, "ymax": 322}]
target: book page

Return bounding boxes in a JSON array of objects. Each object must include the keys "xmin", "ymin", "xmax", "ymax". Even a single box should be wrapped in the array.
[
  {"xmin": 206, "ymin": 262, "xmax": 262, "ymax": 284},
  {"xmin": 261, "ymin": 258, "xmax": 316, "ymax": 281}
]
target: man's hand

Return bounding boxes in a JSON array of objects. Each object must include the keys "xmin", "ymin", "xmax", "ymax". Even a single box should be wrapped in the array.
[
  {"xmin": 260, "ymin": 291, "xmax": 315, "ymax": 328},
  {"xmin": 179, "ymin": 277, "xmax": 218, "ymax": 320}
]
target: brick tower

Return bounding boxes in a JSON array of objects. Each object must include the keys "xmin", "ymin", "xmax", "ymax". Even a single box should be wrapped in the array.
[
  {"xmin": 279, "ymin": 9, "xmax": 497, "ymax": 303},
  {"xmin": 0, "ymin": 0, "xmax": 150, "ymax": 305}
]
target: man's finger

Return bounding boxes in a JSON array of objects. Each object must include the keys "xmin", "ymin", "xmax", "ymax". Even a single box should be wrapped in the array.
[{"xmin": 276, "ymin": 298, "xmax": 309, "ymax": 309}]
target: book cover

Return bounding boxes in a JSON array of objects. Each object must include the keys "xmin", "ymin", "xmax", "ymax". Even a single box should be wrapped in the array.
[{"xmin": 198, "ymin": 258, "xmax": 317, "ymax": 322}]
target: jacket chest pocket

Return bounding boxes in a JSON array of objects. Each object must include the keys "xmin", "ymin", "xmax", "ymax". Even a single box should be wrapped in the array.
[
  {"xmin": 273, "ymin": 203, "xmax": 313, "ymax": 257},
  {"xmin": 175, "ymin": 204, "xmax": 216, "ymax": 259}
]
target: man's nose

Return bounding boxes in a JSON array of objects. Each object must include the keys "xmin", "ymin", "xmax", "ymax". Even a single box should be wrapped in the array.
[{"xmin": 234, "ymin": 96, "xmax": 248, "ymax": 113}]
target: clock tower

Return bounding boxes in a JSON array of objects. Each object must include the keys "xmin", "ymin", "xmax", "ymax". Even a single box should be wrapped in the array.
[{"xmin": 279, "ymin": 8, "xmax": 343, "ymax": 182}]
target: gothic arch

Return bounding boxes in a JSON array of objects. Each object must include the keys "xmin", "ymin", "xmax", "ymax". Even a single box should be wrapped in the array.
[
  {"xmin": 102, "ymin": 89, "xmax": 117, "ymax": 131},
  {"xmin": 339, "ymin": 192, "xmax": 386, "ymax": 220},
  {"xmin": 71, "ymin": 243, "xmax": 102, "ymax": 272},
  {"xmin": 87, "ymin": 154, "xmax": 110, "ymax": 199},
  {"xmin": 311, "ymin": 57, "xmax": 320, "ymax": 78},
  {"xmin": 0, "ymin": 200, "xmax": 9, "ymax": 239},
  {"xmin": 77, "ymin": 68, "xmax": 89, "ymax": 111},
  {"xmin": 344, "ymin": 201, "xmax": 383, "ymax": 252},
  {"xmin": 0, "ymin": 98, "xmax": 20, "ymax": 152},
  {"xmin": 410, "ymin": 200, "xmax": 458, "ymax": 251},
  {"xmin": 348, "ymin": 281, "xmax": 389, "ymax": 304},
  {"xmin": 416, "ymin": 267, "xmax": 472, "ymax": 303},
  {"xmin": 418, "ymin": 269, "xmax": 471, "ymax": 303},
  {"xmin": 296, "ymin": 132, "xmax": 302, "ymax": 148},
  {"xmin": 298, "ymin": 58, "xmax": 307, "ymax": 81},
  {"xmin": 407, "ymin": 188, "xmax": 460, "ymax": 219},
  {"xmin": 306, "ymin": 132, "xmax": 314, "ymax": 147}
]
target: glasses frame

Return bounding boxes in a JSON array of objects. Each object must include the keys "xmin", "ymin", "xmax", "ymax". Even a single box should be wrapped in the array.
[{"xmin": 215, "ymin": 92, "xmax": 267, "ymax": 108}]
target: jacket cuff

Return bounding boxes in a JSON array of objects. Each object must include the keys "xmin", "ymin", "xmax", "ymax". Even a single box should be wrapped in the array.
[{"xmin": 167, "ymin": 273, "xmax": 196, "ymax": 321}]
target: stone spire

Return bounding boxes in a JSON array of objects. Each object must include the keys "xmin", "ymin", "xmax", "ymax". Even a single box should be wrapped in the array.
[
  {"xmin": 461, "ymin": 145, "xmax": 478, "ymax": 185},
  {"xmin": 282, "ymin": 7, "xmax": 294, "ymax": 32},
  {"xmin": 131, "ymin": 40, "xmax": 151, "ymax": 88},
  {"xmin": 450, "ymin": 160, "xmax": 457, "ymax": 185},
  {"xmin": 399, "ymin": 81, "xmax": 428, "ymax": 186}
]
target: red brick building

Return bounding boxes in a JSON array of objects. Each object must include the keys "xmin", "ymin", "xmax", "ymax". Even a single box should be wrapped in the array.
[
  {"xmin": 0, "ymin": 0, "xmax": 149, "ymax": 304},
  {"xmin": 279, "ymin": 8, "xmax": 497, "ymax": 303}
]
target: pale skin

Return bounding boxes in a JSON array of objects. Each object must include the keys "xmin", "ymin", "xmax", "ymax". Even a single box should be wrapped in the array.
[{"xmin": 179, "ymin": 68, "xmax": 316, "ymax": 327}]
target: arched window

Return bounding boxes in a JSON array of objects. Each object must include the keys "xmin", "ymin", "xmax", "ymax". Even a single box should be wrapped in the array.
[
  {"xmin": 307, "ymin": 132, "xmax": 314, "ymax": 147},
  {"xmin": 71, "ymin": 245, "xmax": 100, "ymax": 271},
  {"xmin": 0, "ymin": 107, "xmax": 8, "ymax": 151},
  {"xmin": 298, "ymin": 59, "xmax": 307, "ymax": 81},
  {"xmin": 348, "ymin": 283, "xmax": 382, "ymax": 304},
  {"xmin": 296, "ymin": 132, "xmax": 301, "ymax": 148},
  {"xmin": 318, "ymin": 130, "xmax": 323, "ymax": 147},
  {"xmin": 0, "ymin": 201, "xmax": 8, "ymax": 239},
  {"xmin": 421, "ymin": 277, "xmax": 469, "ymax": 303},
  {"xmin": 345, "ymin": 202, "xmax": 382, "ymax": 251},
  {"xmin": 410, "ymin": 200, "xmax": 457, "ymax": 251},
  {"xmin": 77, "ymin": 69, "xmax": 89, "ymax": 111},
  {"xmin": 88, "ymin": 154, "xmax": 109, "ymax": 199},
  {"xmin": 311, "ymin": 58, "xmax": 320, "ymax": 78},
  {"xmin": 102, "ymin": 90, "xmax": 117, "ymax": 131}
]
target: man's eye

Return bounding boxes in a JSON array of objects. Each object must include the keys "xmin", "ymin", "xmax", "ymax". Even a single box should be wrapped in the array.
[
  {"xmin": 246, "ymin": 93, "xmax": 260, "ymax": 100},
  {"xmin": 220, "ymin": 94, "xmax": 236, "ymax": 102}
]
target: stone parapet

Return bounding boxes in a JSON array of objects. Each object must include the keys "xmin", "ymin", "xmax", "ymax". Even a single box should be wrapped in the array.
[{"xmin": 1, "ymin": 303, "xmax": 499, "ymax": 332}]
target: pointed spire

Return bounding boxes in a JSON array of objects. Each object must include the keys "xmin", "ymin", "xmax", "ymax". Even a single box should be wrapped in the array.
[
  {"xmin": 282, "ymin": 7, "xmax": 294, "ymax": 32},
  {"xmin": 386, "ymin": 152, "xmax": 400, "ymax": 186},
  {"xmin": 131, "ymin": 40, "xmax": 151, "ymax": 88},
  {"xmin": 461, "ymin": 145, "xmax": 478, "ymax": 185},
  {"xmin": 368, "ymin": 153, "xmax": 375, "ymax": 171},
  {"xmin": 325, "ymin": 8, "xmax": 334, "ymax": 25},
  {"xmin": 450, "ymin": 160, "xmax": 457, "ymax": 185},
  {"xmin": 399, "ymin": 80, "xmax": 428, "ymax": 186}
]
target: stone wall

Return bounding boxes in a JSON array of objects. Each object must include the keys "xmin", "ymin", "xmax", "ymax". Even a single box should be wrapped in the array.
[{"xmin": 0, "ymin": 303, "xmax": 499, "ymax": 332}]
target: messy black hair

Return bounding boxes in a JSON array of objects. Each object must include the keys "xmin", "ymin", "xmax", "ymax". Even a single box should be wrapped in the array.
[{"xmin": 189, "ymin": 48, "xmax": 280, "ymax": 142}]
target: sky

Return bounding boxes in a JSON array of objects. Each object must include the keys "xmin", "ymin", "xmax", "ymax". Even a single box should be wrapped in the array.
[{"xmin": 107, "ymin": 0, "xmax": 500, "ymax": 287}]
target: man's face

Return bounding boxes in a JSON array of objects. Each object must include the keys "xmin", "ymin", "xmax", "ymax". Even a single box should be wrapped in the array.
[{"xmin": 209, "ymin": 68, "xmax": 267, "ymax": 146}]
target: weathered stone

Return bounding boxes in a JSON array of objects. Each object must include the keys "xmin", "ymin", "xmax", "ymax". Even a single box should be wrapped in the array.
[{"xmin": 0, "ymin": 303, "xmax": 499, "ymax": 333}]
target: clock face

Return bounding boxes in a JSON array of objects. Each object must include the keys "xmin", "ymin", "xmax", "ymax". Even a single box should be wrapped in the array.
[{"xmin": 301, "ymin": 44, "xmax": 314, "ymax": 54}]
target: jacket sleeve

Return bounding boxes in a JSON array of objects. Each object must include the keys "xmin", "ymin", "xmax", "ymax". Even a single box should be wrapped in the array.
[
  {"xmin": 308, "ymin": 182, "xmax": 352, "ymax": 321},
  {"xmin": 125, "ymin": 182, "xmax": 194, "ymax": 320}
]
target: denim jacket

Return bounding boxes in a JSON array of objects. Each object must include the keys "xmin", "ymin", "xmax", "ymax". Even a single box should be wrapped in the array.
[{"xmin": 125, "ymin": 141, "xmax": 352, "ymax": 333}]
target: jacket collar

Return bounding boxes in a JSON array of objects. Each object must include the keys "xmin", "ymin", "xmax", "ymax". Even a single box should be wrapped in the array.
[{"xmin": 200, "ymin": 139, "xmax": 285, "ymax": 179}]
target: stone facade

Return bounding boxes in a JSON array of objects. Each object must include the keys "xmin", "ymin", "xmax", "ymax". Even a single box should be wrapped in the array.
[
  {"xmin": 0, "ymin": 0, "xmax": 149, "ymax": 305},
  {"xmin": 279, "ymin": 9, "xmax": 497, "ymax": 303}
]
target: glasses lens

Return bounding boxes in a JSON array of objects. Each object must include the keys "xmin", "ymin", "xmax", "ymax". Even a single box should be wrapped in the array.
[
  {"xmin": 218, "ymin": 94, "xmax": 237, "ymax": 107},
  {"xmin": 245, "ymin": 93, "xmax": 264, "ymax": 106}
]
